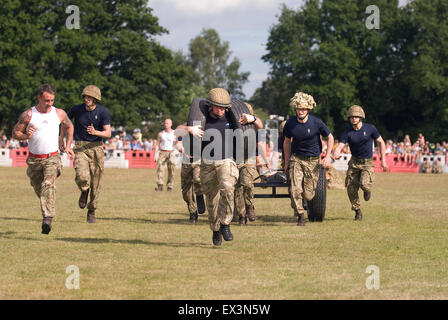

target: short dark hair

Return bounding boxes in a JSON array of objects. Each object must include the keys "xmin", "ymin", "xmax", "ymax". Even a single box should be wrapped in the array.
[{"xmin": 37, "ymin": 83, "xmax": 55, "ymax": 97}]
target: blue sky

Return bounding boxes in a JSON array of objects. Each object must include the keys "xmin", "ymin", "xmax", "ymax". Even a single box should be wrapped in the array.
[{"xmin": 148, "ymin": 0, "xmax": 408, "ymax": 99}]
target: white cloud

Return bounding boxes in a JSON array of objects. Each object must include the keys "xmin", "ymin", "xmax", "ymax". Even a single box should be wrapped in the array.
[{"xmin": 150, "ymin": 0, "xmax": 278, "ymax": 16}]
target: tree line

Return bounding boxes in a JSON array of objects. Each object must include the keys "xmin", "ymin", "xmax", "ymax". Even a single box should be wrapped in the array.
[
  {"xmin": 251, "ymin": 0, "xmax": 448, "ymax": 142},
  {"xmin": 1, "ymin": 0, "xmax": 447, "ymax": 142},
  {"xmin": 0, "ymin": 0, "xmax": 248, "ymax": 137}
]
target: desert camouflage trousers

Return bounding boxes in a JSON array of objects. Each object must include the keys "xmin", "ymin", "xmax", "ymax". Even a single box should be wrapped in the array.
[
  {"xmin": 345, "ymin": 157, "xmax": 374, "ymax": 211},
  {"xmin": 26, "ymin": 154, "xmax": 62, "ymax": 218},
  {"xmin": 181, "ymin": 162, "xmax": 203, "ymax": 214},
  {"xmin": 73, "ymin": 141, "xmax": 104, "ymax": 211},
  {"xmin": 288, "ymin": 154, "xmax": 320, "ymax": 216},
  {"xmin": 235, "ymin": 162, "xmax": 257, "ymax": 218},
  {"xmin": 200, "ymin": 159, "xmax": 239, "ymax": 231},
  {"xmin": 156, "ymin": 150, "xmax": 175, "ymax": 188}
]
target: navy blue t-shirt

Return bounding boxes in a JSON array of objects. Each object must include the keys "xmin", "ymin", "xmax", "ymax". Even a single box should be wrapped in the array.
[
  {"xmin": 68, "ymin": 104, "xmax": 111, "ymax": 142},
  {"xmin": 201, "ymin": 111, "xmax": 235, "ymax": 160},
  {"xmin": 283, "ymin": 115, "xmax": 331, "ymax": 157},
  {"xmin": 339, "ymin": 123, "xmax": 380, "ymax": 159}
]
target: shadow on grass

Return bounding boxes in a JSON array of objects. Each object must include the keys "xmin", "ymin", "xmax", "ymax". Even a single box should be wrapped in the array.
[
  {"xmin": 55, "ymin": 237, "xmax": 212, "ymax": 248},
  {"xmin": 0, "ymin": 231, "xmax": 17, "ymax": 237},
  {"xmin": 99, "ymin": 216, "xmax": 210, "ymax": 226},
  {"xmin": 0, "ymin": 217, "xmax": 39, "ymax": 222}
]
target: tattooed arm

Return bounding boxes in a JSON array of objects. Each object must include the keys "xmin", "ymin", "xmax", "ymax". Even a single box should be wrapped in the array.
[
  {"xmin": 12, "ymin": 109, "xmax": 33, "ymax": 141},
  {"xmin": 57, "ymin": 108, "xmax": 75, "ymax": 159}
]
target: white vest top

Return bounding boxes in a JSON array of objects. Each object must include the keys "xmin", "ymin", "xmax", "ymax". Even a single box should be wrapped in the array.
[
  {"xmin": 159, "ymin": 130, "xmax": 176, "ymax": 151},
  {"xmin": 28, "ymin": 106, "xmax": 61, "ymax": 154}
]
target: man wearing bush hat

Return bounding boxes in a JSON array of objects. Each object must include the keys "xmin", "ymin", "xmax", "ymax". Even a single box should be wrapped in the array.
[
  {"xmin": 333, "ymin": 105, "xmax": 388, "ymax": 221},
  {"xmin": 67, "ymin": 85, "xmax": 111, "ymax": 223},
  {"xmin": 283, "ymin": 92, "xmax": 334, "ymax": 226}
]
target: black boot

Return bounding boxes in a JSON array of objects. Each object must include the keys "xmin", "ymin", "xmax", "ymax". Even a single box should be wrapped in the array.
[
  {"xmin": 246, "ymin": 205, "xmax": 256, "ymax": 222},
  {"xmin": 41, "ymin": 217, "xmax": 52, "ymax": 234},
  {"xmin": 87, "ymin": 210, "xmax": 96, "ymax": 223},
  {"xmin": 238, "ymin": 215, "xmax": 247, "ymax": 225},
  {"xmin": 297, "ymin": 214, "xmax": 306, "ymax": 226},
  {"xmin": 212, "ymin": 230, "xmax": 222, "ymax": 246},
  {"xmin": 79, "ymin": 189, "xmax": 89, "ymax": 209},
  {"xmin": 363, "ymin": 190, "xmax": 371, "ymax": 201},
  {"xmin": 354, "ymin": 209, "xmax": 363, "ymax": 221},
  {"xmin": 189, "ymin": 211, "xmax": 198, "ymax": 223},
  {"xmin": 219, "ymin": 223, "xmax": 233, "ymax": 241},
  {"xmin": 196, "ymin": 194, "xmax": 205, "ymax": 214}
]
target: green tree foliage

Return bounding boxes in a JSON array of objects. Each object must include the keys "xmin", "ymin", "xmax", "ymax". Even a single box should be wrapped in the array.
[
  {"xmin": 0, "ymin": 0, "xmax": 195, "ymax": 135},
  {"xmin": 253, "ymin": 0, "xmax": 448, "ymax": 142},
  {"xmin": 187, "ymin": 28, "xmax": 250, "ymax": 99}
]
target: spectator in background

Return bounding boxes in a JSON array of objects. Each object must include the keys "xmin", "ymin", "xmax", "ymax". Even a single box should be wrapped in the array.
[
  {"xmin": 130, "ymin": 139, "xmax": 143, "ymax": 151},
  {"xmin": 417, "ymin": 133, "xmax": 425, "ymax": 147},
  {"xmin": 115, "ymin": 135, "xmax": 123, "ymax": 150},
  {"xmin": 9, "ymin": 138, "xmax": 20, "ymax": 149},
  {"xmin": 385, "ymin": 140, "xmax": 393, "ymax": 154},
  {"xmin": 1, "ymin": 134, "xmax": 10, "ymax": 149},
  {"xmin": 143, "ymin": 138, "xmax": 152, "ymax": 151},
  {"xmin": 403, "ymin": 135, "xmax": 412, "ymax": 163},
  {"xmin": 411, "ymin": 142, "xmax": 420, "ymax": 163},
  {"xmin": 421, "ymin": 158, "xmax": 432, "ymax": 173},
  {"xmin": 123, "ymin": 140, "xmax": 131, "ymax": 151},
  {"xmin": 422, "ymin": 141, "xmax": 430, "ymax": 155},
  {"xmin": 429, "ymin": 142, "xmax": 436, "ymax": 154},
  {"xmin": 133, "ymin": 128, "xmax": 142, "ymax": 143},
  {"xmin": 432, "ymin": 159, "xmax": 443, "ymax": 174}
]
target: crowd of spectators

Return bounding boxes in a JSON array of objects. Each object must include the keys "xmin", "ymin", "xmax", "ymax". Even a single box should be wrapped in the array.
[
  {"xmin": 325, "ymin": 132, "xmax": 447, "ymax": 165},
  {"xmin": 1, "ymin": 133, "xmax": 28, "ymax": 149},
  {"xmin": 1, "ymin": 129, "xmax": 447, "ymax": 167},
  {"xmin": 379, "ymin": 133, "xmax": 447, "ymax": 164}
]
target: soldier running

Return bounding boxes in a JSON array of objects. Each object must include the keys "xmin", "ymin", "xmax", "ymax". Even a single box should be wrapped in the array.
[
  {"xmin": 154, "ymin": 118, "xmax": 177, "ymax": 192},
  {"xmin": 175, "ymin": 122, "xmax": 206, "ymax": 223},
  {"xmin": 12, "ymin": 83, "xmax": 74, "ymax": 234},
  {"xmin": 184, "ymin": 88, "xmax": 239, "ymax": 245},
  {"xmin": 283, "ymin": 92, "xmax": 334, "ymax": 226},
  {"xmin": 333, "ymin": 105, "xmax": 388, "ymax": 221},
  {"xmin": 67, "ymin": 85, "xmax": 111, "ymax": 223},
  {"xmin": 234, "ymin": 102, "xmax": 263, "ymax": 225}
]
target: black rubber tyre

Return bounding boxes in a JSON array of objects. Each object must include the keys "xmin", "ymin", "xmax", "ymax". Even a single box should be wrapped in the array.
[
  {"xmin": 228, "ymin": 99, "xmax": 255, "ymax": 132},
  {"xmin": 187, "ymin": 98, "xmax": 208, "ymax": 128},
  {"xmin": 307, "ymin": 165, "xmax": 327, "ymax": 222}
]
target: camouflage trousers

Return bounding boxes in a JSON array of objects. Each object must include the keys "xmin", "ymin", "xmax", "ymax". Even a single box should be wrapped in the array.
[
  {"xmin": 26, "ymin": 154, "xmax": 62, "ymax": 218},
  {"xmin": 235, "ymin": 162, "xmax": 257, "ymax": 218},
  {"xmin": 156, "ymin": 150, "xmax": 175, "ymax": 188},
  {"xmin": 345, "ymin": 157, "xmax": 374, "ymax": 211},
  {"xmin": 181, "ymin": 162, "xmax": 203, "ymax": 214},
  {"xmin": 200, "ymin": 159, "xmax": 239, "ymax": 231},
  {"xmin": 73, "ymin": 141, "xmax": 104, "ymax": 211},
  {"xmin": 288, "ymin": 154, "xmax": 320, "ymax": 216}
]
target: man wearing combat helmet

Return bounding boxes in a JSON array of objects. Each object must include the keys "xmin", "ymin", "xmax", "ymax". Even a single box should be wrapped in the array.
[
  {"xmin": 333, "ymin": 105, "xmax": 388, "ymax": 221},
  {"xmin": 66, "ymin": 85, "xmax": 111, "ymax": 223},
  {"xmin": 283, "ymin": 92, "xmax": 334, "ymax": 226},
  {"xmin": 183, "ymin": 88, "xmax": 239, "ymax": 245}
]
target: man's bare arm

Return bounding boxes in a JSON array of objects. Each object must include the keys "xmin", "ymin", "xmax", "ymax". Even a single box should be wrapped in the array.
[{"xmin": 12, "ymin": 109, "xmax": 33, "ymax": 140}]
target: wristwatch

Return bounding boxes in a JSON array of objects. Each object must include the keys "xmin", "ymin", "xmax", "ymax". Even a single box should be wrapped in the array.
[{"xmin": 252, "ymin": 116, "xmax": 257, "ymax": 123}]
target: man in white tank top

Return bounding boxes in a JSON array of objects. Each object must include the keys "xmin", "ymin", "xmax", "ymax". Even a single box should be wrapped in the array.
[
  {"xmin": 154, "ymin": 118, "xmax": 177, "ymax": 191},
  {"xmin": 11, "ymin": 83, "xmax": 74, "ymax": 234}
]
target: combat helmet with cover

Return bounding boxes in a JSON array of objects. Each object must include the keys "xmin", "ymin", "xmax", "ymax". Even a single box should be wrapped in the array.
[
  {"xmin": 289, "ymin": 92, "xmax": 316, "ymax": 110},
  {"xmin": 346, "ymin": 105, "xmax": 365, "ymax": 119}
]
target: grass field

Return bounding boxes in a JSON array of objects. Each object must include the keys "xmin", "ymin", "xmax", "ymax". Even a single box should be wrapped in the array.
[{"xmin": 0, "ymin": 166, "xmax": 447, "ymax": 299}]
